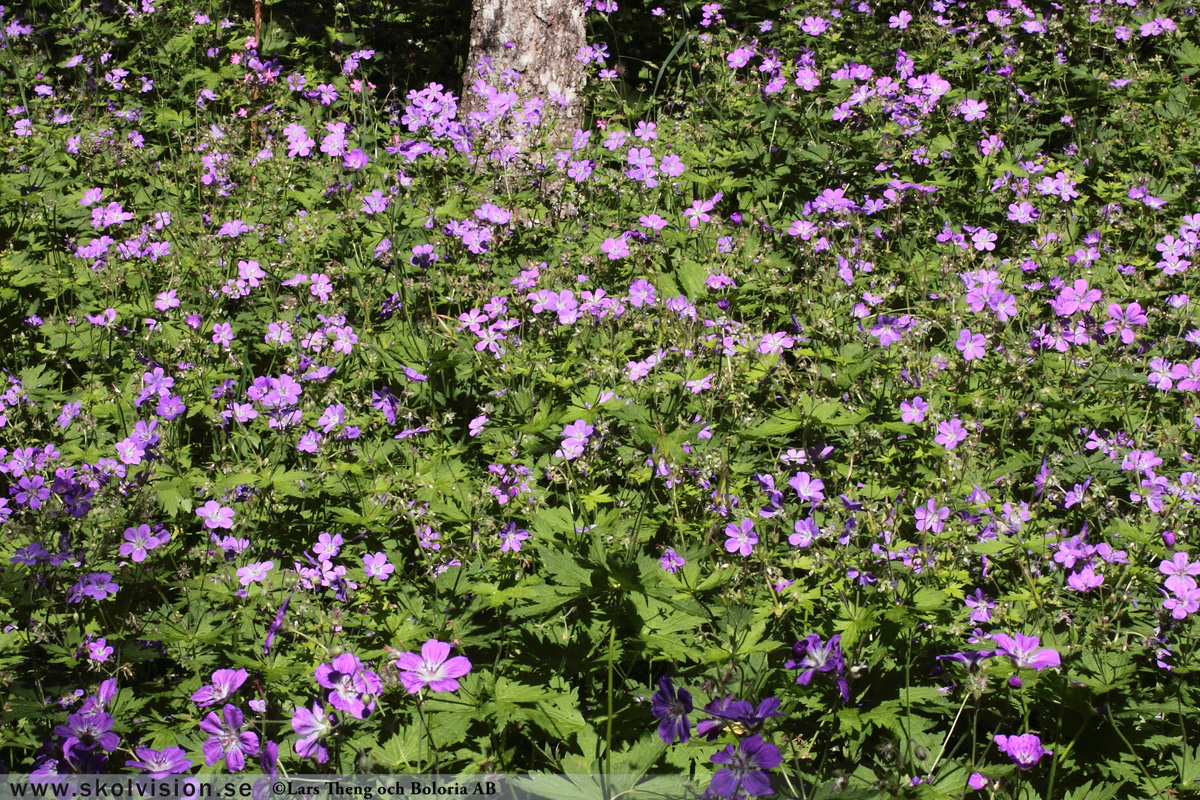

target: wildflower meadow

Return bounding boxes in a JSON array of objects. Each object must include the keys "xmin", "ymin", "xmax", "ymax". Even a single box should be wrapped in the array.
[{"xmin": 3, "ymin": 0, "xmax": 1200, "ymax": 797}]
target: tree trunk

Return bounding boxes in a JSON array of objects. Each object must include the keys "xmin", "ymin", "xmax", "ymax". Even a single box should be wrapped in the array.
[{"xmin": 460, "ymin": 0, "xmax": 587, "ymax": 148}]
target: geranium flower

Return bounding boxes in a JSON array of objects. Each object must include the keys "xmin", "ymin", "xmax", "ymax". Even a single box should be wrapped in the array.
[
  {"xmin": 650, "ymin": 675, "xmax": 692, "ymax": 744},
  {"xmin": 54, "ymin": 709, "xmax": 120, "ymax": 759},
  {"xmin": 935, "ymin": 418, "xmax": 968, "ymax": 449},
  {"xmin": 315, "ymin": 653, "xmax": 383, "ymax": 717},
  {"xmin": 126, "ymin": 747, "xmax": 192, "ymax": 778},
  {"xmin": 914, "ymin": 499, "xmax": 950, "ymax": 533},
  {"xmin": 709, "ymin": 734, "xmax": 782, "ymax": 797},
  {"xmin": 199, "ymin": 704, "xmax": 259, "ymax": 772},
  {"xmin": 291, "ymin": 702, "xmax": 335, "ymax": 763},
  {"xmin": 394, "ymin": 639, "xmax": 472, "ymax": 693},
  {"xmin": 119, "ymin": 524, "xmax": 163, "ymax": 562},
  {"xmin": 990, "ymin": 633, "xmax": 1060, "ymax": 670},
  {"xmin": 197, "ymin": 501, "xmax": 235, "ymax": 530},
  {"xmin": 724, "ymin": 519, "xmax": 757, "ymax": 556},
  {"xmin": 363, "ymin": 552, "xmax": 394, "ymax": 579},
  {"xmin": 787, "ymin": 633, "xmax": 849, "ymax": 701},
  {"xmin": 994, "ymin": 733, "xmax": 1051, "ymax": 769},
  {"xmin": 237, "ymin": 561, "xmax": 273, "ymax": 586},
  {"xmin": 192, "ymin": 668, "xmax": 249, "ymax": 707}
]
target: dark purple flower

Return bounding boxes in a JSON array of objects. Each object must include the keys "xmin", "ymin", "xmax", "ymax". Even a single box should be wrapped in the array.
[
  {"xmin": 696, "ymin": 696, "xmax": 750, "ymax": 740},
  {"xmin": 261, "ymin": 740, "xmax": 278, "ymax": 774},
  {"xmin": 697, "ymin": 696, "xmax": 782, "ymax": 740},
  {"xmin": 314, "ymin": 653, "xmax": 383, "ymax": 718},
  {"xmin": 786, "ymin": 633, "xmax": 849, "ymax": 701},
  {"xmin": 650, "ymin": 676, "xmax": 692, "ymax": 744},
  {"xmin": 66, "ymin": 572, "xmax": 119, "ymax": 603},
  {"xmin": 936, "ymin": 650, "xmax": 993, "ymax": 670},
  {"xmin": 126, "ymin": 746, "xmax": 192, "ymax": 778},
  {"xmin": 263, "ymin": 593, "xmax": 293, "ymax": 655},
  {"xmin": 709, "ymin": 734, "xmax": 782, "ymax": 797},
  {"xmin": 53, "ymin": 710, "xmax": 120, "ymax": 759},
  {"xmin": 199, "ymin": 704, "xmax": 259, "ymax": 772}
]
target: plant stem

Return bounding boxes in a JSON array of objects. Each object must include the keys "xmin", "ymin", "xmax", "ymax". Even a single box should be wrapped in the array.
[{"xmin": 605, "ymin": 623, "xmax": 616, "ymax": 800}]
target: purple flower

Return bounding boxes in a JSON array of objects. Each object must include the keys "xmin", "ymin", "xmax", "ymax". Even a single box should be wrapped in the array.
[
  {"xmin": 956, "ymin": 329, "xmax": 986, "ymax": 361},
  {"xmin": 11, "ymin": 542, "xmax": 49, "ymax": 565},
  {"xmin": 410, "ymin": 243, "xmax": 439, "ymax": 269},
  {"xmin": 660, "ymin": 548, "xmax": 685, "ymax": 573},
  {"xmin": 1066, "ymin": 565, "xmax": 1103, "ymax": 592},
  {"xmin": 900, "ymin": 396, "xmax": 927, "ymax": 423},
  {"xmin": 800, "ymin": 15, "xmax": 829, "ymax": 35},
  {"xmin": 990, "ymin": 633, "xmax": 1060, "ymax": 670},
  {"xmin": 291, "ymin": 702, "xmax": 335, "ymax": 763},
  {"xmin": 313, "ymin": 532, "xmax": 343, "ymax": 560},
  {"xmin": 119, "ymin": 524, "xmax": 164, "ymax": 562},
  {"xmin": 1159, "ymin": 551, "xmax": 1200, "ymax": 578},
  {"xmin": 697, "ymin": 697, "xmax": 783, "ymax": 740},
  {"xmin": 126, "ymin": 746, "xmax": 193, "ymax": 778},
  {"xmin": 1164, "ymin": 575, "xmax": 1200, "ymax": 619},
  {"xmin": 192, "ymin": 668, "xmax": 249, "ymax": 707},
  {"xmin": 394, "ymin": 640, "xmax": 472, "ymax": 694},
  {"xmin": 498, "ymin": 523, "xmax": 530, "ymax": 553},
  {"xmin": 935, "ymin": 418, "xmax": 968, "ymax": 449},
  {"xmin": 994, "ymin": 733, "xmax": 1051, "ymax": 769},
  {"xmin": 197, "ymin": 500, "xmax": 235, "ymax": 530},
  {"xmin": 54, "ymin": 709, "xmax": 120, "ymax": 759},
  {"xmin": 724, "ymin": 519, "xmax": 757, "ymax": 557},
  {"xmin": 362, "ymin": 190, "xmax": 389, "ymax": 215},
  {"xmin": 1051, "ymin": 279, "xmax": 1102, "ymax": 316},
  {"xmin": 964, "ymin": 589, "xmax": 994, "ymax": 623},
  {"xmin": 790, "ymin": 518, "xmax": 820, "ymax": 547},
  {"xmin": 789, "ymin": 471, "xmax": 825, "ymax": 503},
  {"xmin": 218, "ymin": 219, "xmax": 251, "ymax": 238},
  {"xmin": 315, "ymin": 653, "xmax": 384, "ymax": 717},
  {"xmin": 650, "ymin": 676, "xmax": 692, "ymax": 744},
  {"xmin": 709, "ymin": 734, "xmax": 782, "ymax": 797},
  {"xmin": 957, "ymin": 98, "xmax": 988, "ymax": 122},
  {"xmin": 363, "ymin": 552, "xmax": 394, "ymax": 579},
  {"xmin": 237, "ymin": 561, "xmax": 274, "ymax": 586},
  {"xmin": 684, "ymin": 192, "xmax": 722, "ymax": 228},
  {"xmin": 601, "ymin": 237, "xmax": 629, "ymax": 260},
  {"xmin": 475, "ymin": 203, "xmax": 512, "ymax": 225},
  {"xmin": 914, "ymin": 499, "xmax": 950, "ymax": 533},
  {"xmin": 627, "ymin": 279, "xmax": 657, "ymax": 307},
  {"xmin": 937, "ymin": 650, "xmax": 993, "ymax": 671},
  {"xmin": 199, "ymin": 704, "xmax": 259, "ymax": 772},
  {"xmin": 786, "ymin": 633, "xmax": 848, "ymax": 701},
  {"xmin": 264, "ymin": 594, "xmax": 293, "ymax": 655},
  {"xmin": 67, "ymin": 573, "xmax": 120, "ymax": 603},
  {"xmin": 212, "ymin": 322, "xmax": 234, "ymax": 349}
]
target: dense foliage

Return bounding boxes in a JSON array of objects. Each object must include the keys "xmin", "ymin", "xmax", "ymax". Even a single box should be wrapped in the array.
[{"xmin": 3, "ymin": 0, "xmax": 1200, "ymax": 797}]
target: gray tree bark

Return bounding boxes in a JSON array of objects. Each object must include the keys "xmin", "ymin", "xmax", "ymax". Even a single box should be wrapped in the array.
[{"xmin": 460, "ymin": 0, "xmax": 587, "ymax": 147}]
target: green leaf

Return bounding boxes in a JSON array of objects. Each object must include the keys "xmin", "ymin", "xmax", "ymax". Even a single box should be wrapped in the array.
[
  {"xmin": 540, "ymin": 548, "xmax": 594, "ymax": 590},
  {"xmin": 375, "ymin": 728, "xmax": 424, "ymax": 769},
  {"xmin": 268, "ymin": 468, "xmax": 314, "ymax": 497},
  {"xmin": 676, "ymin": 259, "xmax": 710, "ymax": 299},
  {"xmin": 912, "ymin": 587, "xmax": 949, "ymax": 612}
]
